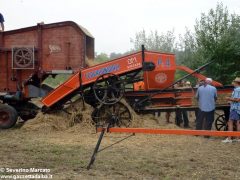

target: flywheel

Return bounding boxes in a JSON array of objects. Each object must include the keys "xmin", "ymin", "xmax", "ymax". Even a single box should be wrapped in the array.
[
  {"xmin": 13, "ymin": 47, "xmax": 34, "ymax": 69},
  {"xmin": 92, "ymin": 73, "xmax": 124, "ymax": 105}
]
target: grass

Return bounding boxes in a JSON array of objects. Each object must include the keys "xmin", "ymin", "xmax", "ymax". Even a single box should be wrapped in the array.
[{"xmin": 1, "ymin": 124, "xmax": 240, "ymax": 180}]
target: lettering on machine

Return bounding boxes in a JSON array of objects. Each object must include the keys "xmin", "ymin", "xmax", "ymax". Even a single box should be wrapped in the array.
[
  {"xmin": 127, "ymin": 57, "xmax": 141, "ymax": 69},
  {"xmin": 85, "ymin": 64, "xmax": 120, "ymax": 79}
]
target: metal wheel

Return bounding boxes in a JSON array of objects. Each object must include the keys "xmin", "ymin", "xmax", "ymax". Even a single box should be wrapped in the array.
[
  {"xmin": 14, "ymin": 48, "xmax": 33, "ymax": 68},
  {"xmin": 0, "ymin": 104, "xmax": 18, "ymax": 129},
  {"xmin": 93, "ymin": 73, "xmax": 124, "ymax": 105},
  {"xmin": 91, "ymin": 102, "xmax": 132, "ymax": 127},
  {"xmin": 16, "ymin": 102, "xmax": 39, "ymax": 121},
  {"xmin": 215, "ymin": 114, "xmax": 227, "ymax": 131}
]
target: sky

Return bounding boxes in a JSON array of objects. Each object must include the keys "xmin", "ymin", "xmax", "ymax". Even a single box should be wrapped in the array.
[{"xmin": 1, "ymin": 0, "xmax": 240, "ymax": 54}]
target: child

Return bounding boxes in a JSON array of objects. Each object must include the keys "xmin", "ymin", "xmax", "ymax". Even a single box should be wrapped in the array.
[{"xmin": 222, "ymin": 77, "xmax": 240, "ymax": 143}]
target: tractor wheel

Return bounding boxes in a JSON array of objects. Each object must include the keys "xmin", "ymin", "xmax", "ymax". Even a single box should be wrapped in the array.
[{"xmin": 0, "ymin": 104, "xmax": 18, "ymax": 129}]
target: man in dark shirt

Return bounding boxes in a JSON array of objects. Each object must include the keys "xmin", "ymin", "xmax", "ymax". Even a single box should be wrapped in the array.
[{"xmin": 0, "ymin": 13, "xmax": 4, "ymax": 31}]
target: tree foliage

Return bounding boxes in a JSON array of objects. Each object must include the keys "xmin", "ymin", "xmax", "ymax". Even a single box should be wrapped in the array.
[
  {"xmin": 97, "ymin": 3, "xmax": 240, "ymax": 85},
  {"xmin": 177, "ymin": 28, "xmax": 197, "ymax": 67},
  {"xmin": 189, "ymin": 3, "xmax": 240, "ymax": 83},
  {"xmin": 109, "ymin": 52, "xmax": 123, "ymax": 60},
  {"xmin": 130, "ymin": 3, "xmax": 240, "ymax": 84},
  {"xmin": 95, "ymin": 52, "xmax": 110, "ymax": 63},
  {"xmin": 130, "ymin": 29, "xmax": 176, "ymax": 53}
]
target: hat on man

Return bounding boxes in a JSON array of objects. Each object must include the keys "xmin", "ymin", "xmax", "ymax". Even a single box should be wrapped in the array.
[{"xmin": 233, "ymin": 77, "xmax": 240, "ymax": 84}]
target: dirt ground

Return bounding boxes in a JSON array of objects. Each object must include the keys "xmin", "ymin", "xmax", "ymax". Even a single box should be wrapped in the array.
[{"xmin": 0, "ymin": 102, "xmax": 240, "ymax": 180}]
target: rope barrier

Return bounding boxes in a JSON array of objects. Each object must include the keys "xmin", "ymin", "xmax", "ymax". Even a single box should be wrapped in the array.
[{"xmin": 97, "ymin": 128, "xmax": 240, "ymax": 137}]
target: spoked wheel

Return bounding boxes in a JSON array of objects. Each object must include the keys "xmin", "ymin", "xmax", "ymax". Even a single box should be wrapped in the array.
[
  {"xmin": 0, "ymin": 104, "xmax": 18, "ymax": 129},
  {"xmin": 13, "ymin": 48, "xmax": 34, "ymax": 68},
  {"xmin": 93, "ymin": 73, "xmax": 124, "ymax": 105},
  {"xmin": 91, "ymin": 102, "xmax": 132, "ymax": 127},
  {"xmin": 215, "ymin": 114, "xmax": 227, "ymax": 131}
]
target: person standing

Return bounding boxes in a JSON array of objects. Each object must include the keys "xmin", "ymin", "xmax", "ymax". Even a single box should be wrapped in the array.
[
  {"xmin": 0, "ymin": 13, "xmax": 4, "ymax": 31},
  {"xmin": 175, "ymin": 109, "xmax": 189, "ymax": 128},
  {"xmin": 174, "ymin": 80, "xmax": 190, "ymax": 128},
  {"xmin": 196, "ymin": 78, "xmax": 217, "ymax": 131},
  {"xmin": 222, "ymin": 77, "xmax": 240, "ymax": 143}
]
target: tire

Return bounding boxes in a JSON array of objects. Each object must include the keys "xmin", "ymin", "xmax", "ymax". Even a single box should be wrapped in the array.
[{"xmin": 0, "ymin": 104, "xmax": 18, "ymax": 129}]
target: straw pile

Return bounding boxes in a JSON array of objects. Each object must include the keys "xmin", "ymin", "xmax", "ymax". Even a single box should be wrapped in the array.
[
  {"xmin": 119, "ymin": 99, "xmax": 144, "ymax": 127},
  {"xmin": 22, "ymin": 97, "xmax": 147, "ymax": 132},
  {"xmin": 22, "ymin": 98, "xmax": 95, "ymax": 132},
  {"xmin": 120, "ymin": 99, "xmax": 181, "ymax": 129}
]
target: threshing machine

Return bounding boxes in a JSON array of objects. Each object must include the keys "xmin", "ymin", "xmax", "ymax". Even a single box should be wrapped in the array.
[{"xmin": 0, "ymin": 21, "xmax": 232, "ymax": 130}]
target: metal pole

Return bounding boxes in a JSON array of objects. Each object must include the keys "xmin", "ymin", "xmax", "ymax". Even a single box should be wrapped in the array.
[
  {"xmin": 87, "ymin": 123, "xmax": 110, "ymax": 170},
  {"xmin": 141, "ymin": 45, "xmax": 145, "ymax": 63}
]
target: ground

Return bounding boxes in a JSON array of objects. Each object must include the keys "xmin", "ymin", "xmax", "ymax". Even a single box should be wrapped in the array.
[{"xmin": 0, "ymin": 110, "xmax": 240, "ymax": 180}]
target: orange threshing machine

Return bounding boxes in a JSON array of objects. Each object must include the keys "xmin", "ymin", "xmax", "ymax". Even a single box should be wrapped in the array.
[
  {"xmin": 41, "ymin": 45, "xmax": 232, "ymax": 131},
  {"xmin": 0, "ymin": 22, "xmax": 232, "ymax": 131}
]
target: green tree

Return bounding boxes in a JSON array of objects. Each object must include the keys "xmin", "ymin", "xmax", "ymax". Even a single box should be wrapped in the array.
[
  {"xmin": 193, "ymin": 3, "xmax": 240, "ymax": 83},
  {"xmin": 109, "ymin": 52, "xmax": 123, "ymax": 60},
  {"xmin": 177, "ymin": 28, "xmax": 197, "ymax": 67},
  {"xmin": 130, "ymin": 29, "xmax": 176, "ymax": 53},
  {"xmin": 95, "ymin": 52, "xmax": 110, "ymax": 63},
  {"xmin": 130, "ymin": 3, "xmax": 240, "ymax": 84}
]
